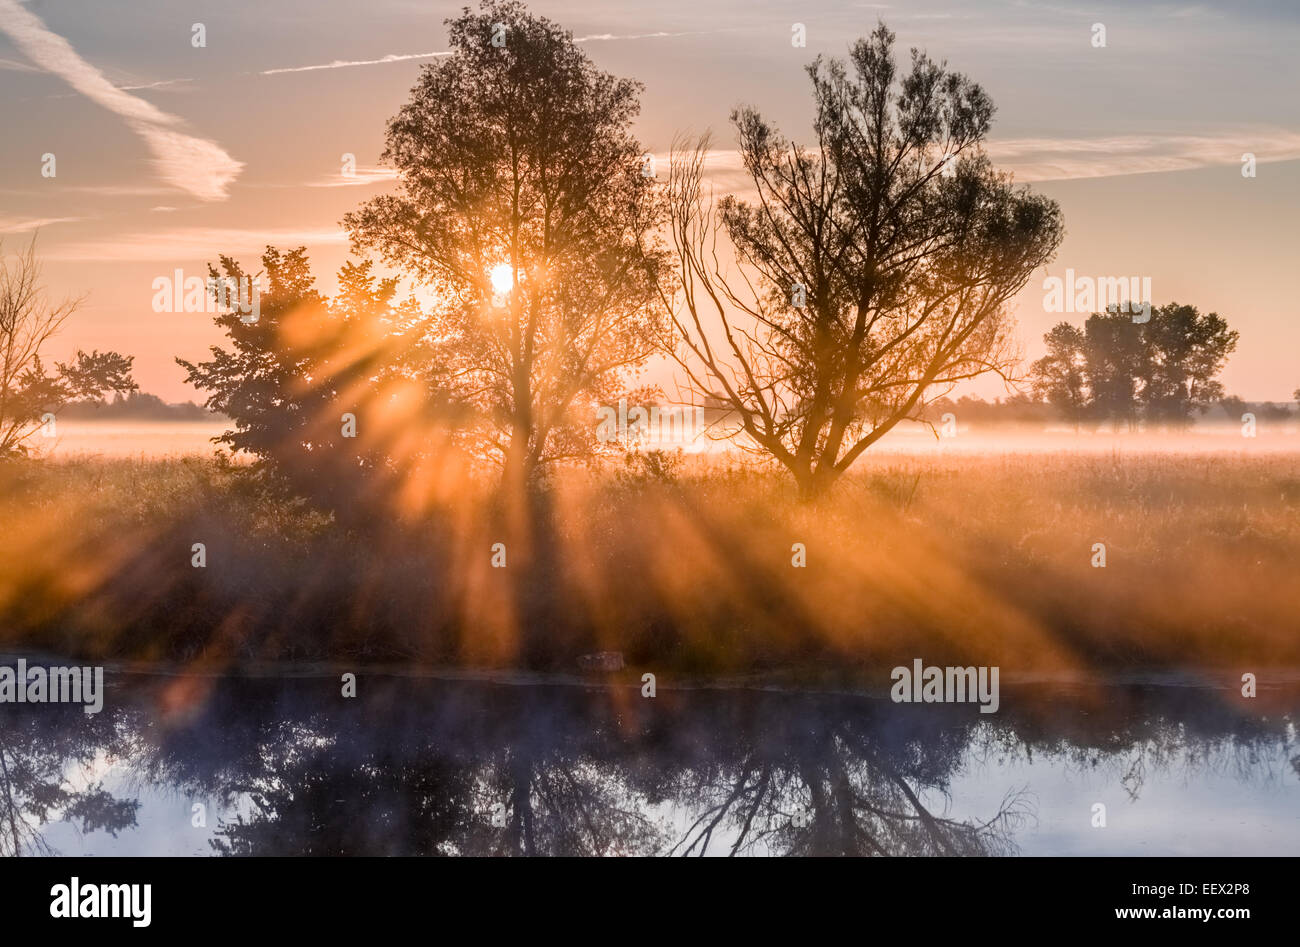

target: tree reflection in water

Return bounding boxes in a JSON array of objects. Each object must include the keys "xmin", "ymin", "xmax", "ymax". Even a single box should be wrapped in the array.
[
  {"xmin": 1, "ymin": 672, "xmax": 1294, "ymax": 856},
  {"xmin": 0, "ymin": 703, "xmax": 138, "ymax": 856}
]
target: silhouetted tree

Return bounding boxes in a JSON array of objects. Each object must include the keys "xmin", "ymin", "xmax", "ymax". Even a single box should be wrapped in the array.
[
  {"xmin": 1, "ymin": 238, "xmax": 136, "ymax": 456},
  {"xmin": 1139, "ymin": 303, "xmax": 1237, "ymax": 427},
  {"xmin": 1029, "ymin": 323, "xmax": 1088, "ymax": 428},
  {"xmin": 345, "ymin": 0, "xmax": 666, "ymax": 491},
  {"xmin": 655, "ymin": 23, "xmax": 1063, "ymax": 497},
  {"xmin": 177, "ymin": 248, "xmax": 448, "ymax": 513},
  {"xmin": 1080, "ymin": 310, "xmax": 1145, "ymax": 429},
  {"xmin": 1032, "ymin": 303, "xmax": 1237, "ymax": 429}
]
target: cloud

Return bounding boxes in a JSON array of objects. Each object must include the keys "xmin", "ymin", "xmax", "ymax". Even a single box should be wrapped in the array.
[
  {"xmin": 117, "ymin": 77, "xmax": 195, "ymax": 92},
  {"xmin": 261, "ymin": 28, "xmax": 730, "ymax": 75},
  {"xmin": 0, "ymin": 0, "xmax": 242, "ymax": 201},
  {"xmin": 305, "ymin": 167, "xmax": 401, "ymax": 188},
  {"xmin": 664, "ymin": 127, "xmax": 1300, "ymax": 195},
  {"xmin": 0, "ymin": 184, "xmax": 172, "ymax": 198},
  {"xmin": 42, "ymin": 227, "xmax": 349, "ymax": 262},
  {"xmin": 262, "ymin": 51, "xmax": 450, "ymax": 75},
  {"xmin": 574, "ymin": 30, "xmax": 708, "ymax": 42},
  {"xmin": 986, "ymin": 129, "xmax": 1300, "ymax": 181},
  {"xmin": 0, "ymin": 216, "xmax": 84, "ymax": 234}
]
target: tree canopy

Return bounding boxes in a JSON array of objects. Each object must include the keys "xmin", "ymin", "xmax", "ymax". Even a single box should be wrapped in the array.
[{"xmin": 345, "ymin": 0, "xmax": 666, "ymax": 489}]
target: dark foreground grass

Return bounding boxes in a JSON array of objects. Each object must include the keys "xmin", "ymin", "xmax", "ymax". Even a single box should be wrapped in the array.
[{"xmin": 1, "ymin": 450, "xmax": 1297, "ymax": 677}]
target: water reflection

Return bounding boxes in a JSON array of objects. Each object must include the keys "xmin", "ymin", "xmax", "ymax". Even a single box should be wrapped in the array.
[
  {"xmin": 2, "ymin": 670, "xmax": 1296, "ymax": 856},
  {"xmin": 0, "ymin": 701, "xmax": 138, "ymax": 856}
]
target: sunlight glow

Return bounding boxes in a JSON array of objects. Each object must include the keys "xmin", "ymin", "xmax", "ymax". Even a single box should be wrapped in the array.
[{"xmin": 489, "ymin": 263, "xmax": 514, "ymax": 296}]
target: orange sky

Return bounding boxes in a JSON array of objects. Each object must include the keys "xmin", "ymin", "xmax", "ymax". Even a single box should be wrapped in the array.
[{"xmin": 2, "ymin": 0, "xmax": 1298, "ymax": 403}]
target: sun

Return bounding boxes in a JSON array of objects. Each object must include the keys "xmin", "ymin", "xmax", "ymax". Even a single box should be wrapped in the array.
[{"xmin": 489, "ymin": 263, "xmax": 514, "ymax": 296}]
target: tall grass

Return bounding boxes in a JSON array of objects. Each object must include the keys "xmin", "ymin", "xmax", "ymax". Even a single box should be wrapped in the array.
[{"xmin": 0, "ymin": 450, "xmax": 1296, "ymax": 674}]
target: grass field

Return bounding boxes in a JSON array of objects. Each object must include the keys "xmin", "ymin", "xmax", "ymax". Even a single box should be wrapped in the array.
[{"xmin": 1, "ymin": 450, "xmax": 1297, "ymax": 676}]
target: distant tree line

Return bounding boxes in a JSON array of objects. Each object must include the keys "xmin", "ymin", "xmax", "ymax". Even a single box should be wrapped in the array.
[
  {"xmin": 1029, "ymin": 304, "xmax": 1239, "ymax": 430},
  {"xmin": 58, "ymin": 390, "xmax": 211, "ymax": 421},
  {"xmin": 922, "ymin": 391, "xmax": 1296, "ymax": 427}
]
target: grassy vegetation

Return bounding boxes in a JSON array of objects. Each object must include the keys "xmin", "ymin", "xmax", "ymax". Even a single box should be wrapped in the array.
[{"xmin": 1, "ymin": 450, "xmax": 1297, "ymax": 675}]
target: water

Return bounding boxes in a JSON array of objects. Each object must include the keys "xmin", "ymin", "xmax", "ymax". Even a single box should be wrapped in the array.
[{"xmin": 3, "ymin": 664, "xmax": 1296, "ymax": 856}]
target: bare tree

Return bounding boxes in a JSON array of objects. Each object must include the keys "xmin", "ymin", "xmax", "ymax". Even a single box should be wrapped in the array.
[
  {"xmin": 0, "ymin": 237, "xmax": 80, "ymax": 456},
  {"xmin": 0, "ymin": 237, "xmax": 136, "ymax": 456},
  {"xmin": 654, "ymin": 24, "xmax": 1063, "ymax": 497}
]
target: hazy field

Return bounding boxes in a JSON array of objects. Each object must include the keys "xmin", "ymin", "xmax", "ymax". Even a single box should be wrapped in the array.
[
  {"xmin": 2, "ymin": 445, "xmax": 1297, "ymax": 676},
  {"xmin": 31, "ymin": 418, "xmax": 1300, "ymax": 460},
  {"xmin": 33, "ymin": 420, "xmax": 232, "ymax": 458}
]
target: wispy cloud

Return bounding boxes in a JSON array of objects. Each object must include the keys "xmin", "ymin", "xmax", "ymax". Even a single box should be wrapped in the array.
[
  {"xmin": 0, "ymin": 0, "xmax": 241, "ymax": 201},
  {"xmin": 261, "ymin": 28, "xmax": 729, "ymax": 76},
  {"xmin": 0, "ymin": 184, "xmax": 172, "ymax": 197},
  {"xmin": 668, "ymin": 127, "xmax": 1300, "ymax": 193},
  {"xmin": 305, "ymin": 167, "xmax": 401, "ymax": 188},
  {"xmin": 262, "ymin": 51, "xmax": 450, "ymax": 75},
  {"xmin": 0, "ymin": 216, "xmax": 84, "ymax": 234},
  {"xmin": 987, "ymin": 128, "xmax": 1300, "ymax": 181},
  {"xmin": 117, "ymin": 77, "xmax": 196, "ymax": 93},
  {"xmin": 574, "ymin": 30, "xmax": 712, "ymax": 42},
  {"xmin": 42, "ymin": 227, "xmax": 349, "ymax": 262}
]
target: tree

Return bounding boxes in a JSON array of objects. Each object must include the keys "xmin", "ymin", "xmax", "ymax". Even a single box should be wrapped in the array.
[
  {"xmin": 1029, "ymin": 323, "xmax": 1088, "ymax": 428},
  {"xmin": 1, "ymin": 238, "xmax": 136, "ymax": 456},
  {"xmin": 1030, "ymin": 304, "xmax": 1237, "ymax": 429},
  {"xmin": 56, "ymin": 349, "xmax": 136, "ymax": 403},
  {"xmin": 344, "ymin": 0, "xmax": 666, "ymax": 491},
  {"xmin": 1139, "ymin": 303, "xmax": 1237, "ymax": 427},
  {"xmin": 177, "ymin": 247, "xmax": 442, "ymax": 512},
  {"xmin": 1080, "ymin": 310, "xmax": 1145, "ymax": 429},
  {"xmin": 654, "ymin": 23, "xmax": 1063, "ymax": 497}
]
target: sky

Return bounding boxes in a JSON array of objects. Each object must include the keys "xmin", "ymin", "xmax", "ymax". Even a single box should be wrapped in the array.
[{"xmin": 1, "ymin": 0, "xmax": 1298, "ymax": 403}]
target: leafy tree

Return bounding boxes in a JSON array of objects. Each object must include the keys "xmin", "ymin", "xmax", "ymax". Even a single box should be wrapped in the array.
[
  {"xmin": 1029, "ymin": 323, "xmax": 1087, "ymax": 428},
  {"xmin": 56, "ymin": 349, "xmax": 136, "ymax": 403},
  {"xmin": 656, "ymin": 24, "xmax": 1063, "ymax": 497},
  {"xmin": 177, "ymin": 247, "xmax": 444, "ymax": 512},
  {"xmin": 1139, "ymin": 303, "xmax": 1237, "ymax": 426},
  {"xmin": 1080, "ymin": 310, "xmax": 1146, "ymax": 429},
  {"xmin": 345, "ymin": 0, "xmax": 666, "ymax": 490},
  {"xmin": 1031, "ymin": 304, "xmax": 1237, "ymax": 429}
]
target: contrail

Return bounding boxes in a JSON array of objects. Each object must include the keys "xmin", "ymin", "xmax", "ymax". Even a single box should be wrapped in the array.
[
  {"xmin": 263, "ymin": 51, "xmax": 451, "ymax": 75},
  {"xmin": 261, "ymin": 28, "xmax": 729, "ymax": 76}
]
